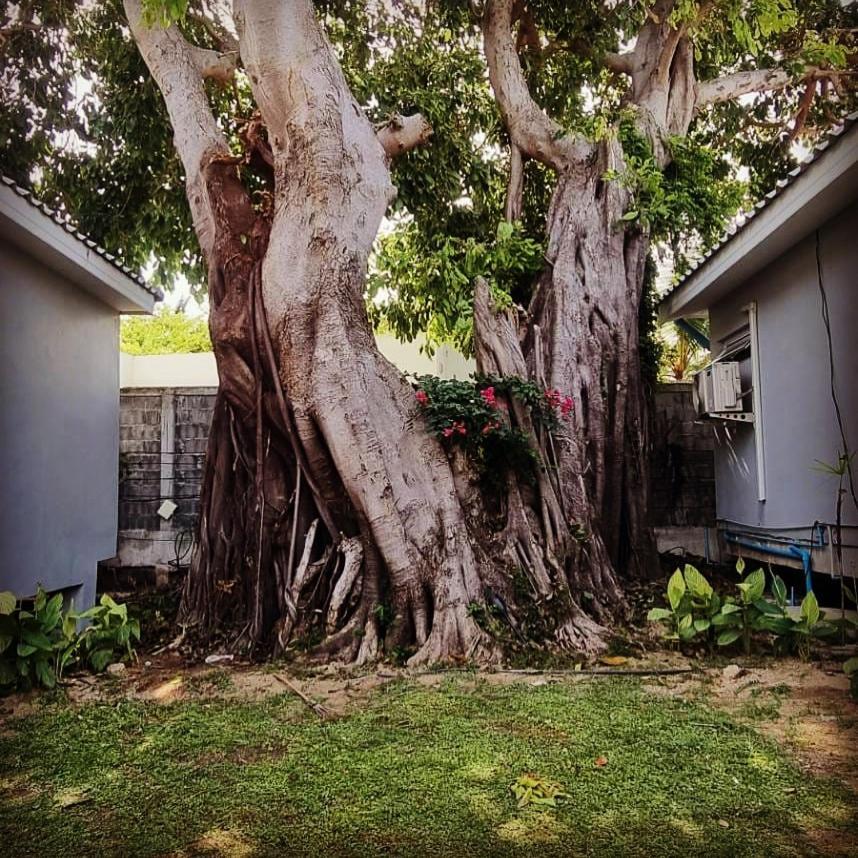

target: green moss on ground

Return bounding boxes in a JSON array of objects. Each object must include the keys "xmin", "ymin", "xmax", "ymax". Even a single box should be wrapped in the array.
[{"xmin": 1, "ymin": 678, "xmax": 855, "ymax": 857}]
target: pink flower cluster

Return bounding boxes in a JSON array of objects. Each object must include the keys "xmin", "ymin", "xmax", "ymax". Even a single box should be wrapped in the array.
[
  {"xmin": 544, "ymin": 388, "xmax": 574, "ymax": 419},
  {"xmin": 480, "ymin": 386, "xmax": 497, "ymax": 408},
  {"xmin": 415, "ymin": 389, "xmax": 429, "ymax": 406},
  {"xmin": 442, "ymin": 421, "xmax": 467, "ymax": 438}
]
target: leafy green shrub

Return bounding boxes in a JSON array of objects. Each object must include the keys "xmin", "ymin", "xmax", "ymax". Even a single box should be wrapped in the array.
[
  {"xmin": 783, "ymin": 591, "xmax": 837, "ymax": 659},
  {"xmin": 646, "ymin": 565, "xmax": 721, "ymax": 643},
  {"xmin": 649, "ymin": 559, "xmax": 837, "ymax": 658},
  {"xmin": 711, "ymin": 560, "xmax": 770, "ymax": 655},
  {"xmin": 121, "ymin": 308, "xmax": 211, "ymax": 355},
  {"xmin": 0, "ymin": 587, "xmax": 76, "ymax": 689},
  {"xmin": 0, "ymin": 588, "xmax": 140, "ymax": 692},
  {"xmin": 72, "ymin": 595, "xmax": 141, "ymax": 673}
]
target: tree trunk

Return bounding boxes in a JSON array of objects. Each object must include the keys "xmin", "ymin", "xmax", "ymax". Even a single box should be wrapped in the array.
[
  {"xmin": 130, "ymin": 0, "xmax": 654, "ymax": 665},
  {"xmin": 524, "ymin": 143, "xmax": 658, "ymax": 594}
]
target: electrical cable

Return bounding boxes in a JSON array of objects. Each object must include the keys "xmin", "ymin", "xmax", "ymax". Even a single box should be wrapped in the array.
[{"xmin": 815, "ymin": 229, "xmax": 858, "ymax": 511}]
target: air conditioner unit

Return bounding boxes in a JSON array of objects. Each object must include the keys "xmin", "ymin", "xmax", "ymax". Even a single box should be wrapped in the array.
[{"xmin": 693, "ymin": 362, "xmax": 750, "ymax": 420}]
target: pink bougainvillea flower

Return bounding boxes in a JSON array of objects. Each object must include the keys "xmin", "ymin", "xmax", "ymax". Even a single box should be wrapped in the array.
[
  {"xmin": 415, "ymin": 390, "xmax": 429, "ymax": 406},
  {"xmin": 442, "ymin": 426, "xmax": 455, "ymax": 438},
  {"xmin": 544, "ymin": 388, "xmax": 562, "ymax": 408},
  {"xmin": 453, "ymin": 421, "xmax": 467, "ymax": 436},
  {"xmin": 480, "ymin": 386, "xmax": 497, "ymax": 408},
  {"xmin": 560, "ymin": 396, "xmax": 574, "ymax": 418},
  {"xmin": 481, "ymin": 422, "xmax": 498, "ymax": 435}
]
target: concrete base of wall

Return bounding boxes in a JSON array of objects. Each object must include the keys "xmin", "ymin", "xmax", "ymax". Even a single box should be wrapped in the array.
[
  {"xmin": 115, "ymin": 529, "xmax": 190, "ymax": 568},
  {"xmin": 654, "ymin": 526, "xmax": 721, "ymax": 563}
]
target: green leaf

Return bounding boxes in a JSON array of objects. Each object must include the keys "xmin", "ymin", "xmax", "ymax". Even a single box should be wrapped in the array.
[
  {"xmin": 800, "ymin": 591, "xmax": 820, "ymax": 627},
  {"xmin": 709, "ymin": 593, "xmax": 721, "ymax": 615},
  {"xmin": 89, "ymin": 648, "xmax": 114, "ymax": 673},
  {"xmin": 0, "ymin": 592, "xmax": 16, "ymax": 615},
  {"xmin": 620, "ymin": 210, "xmax": 639, "ymax": 222},
  {"xmin": 34, "ymin": 586, "xmax": 47, "ymax": 613},
  {"xmin": 693, "ymin": 618, "xmax": 711, "ymax": 633},
  {"xmin": 495, "ymin": 220, "xmax": 514, "ymax": 242},
  {"xmin": 744, "ymin": 569, "xmax": 766, "ymax": 603},
  {"xmin": 42, "ymin": 593, "xmax": 64, "ymax": 630},
  {"xmin": 34, "ymin": 658, "xmax": 55, "ymax": 689},
  {"xmin": 678, "ymin": 613, "xmax": 696, "ymax": 640},
  {"xmin": 720, "ymin": 603, "xmax": 743, "ymax": 615},
  {"xmin": 21, "ymin": 630, "xmax": 53, "ymax": 652},
  {"xmin": 0, "ymin": 657, "xmax": 15, "ymax": 686},
  {"xmin": 647, "ymin": 607, "xmax": 672, "ymax": 622},
  {"xmin": 717, "ymin": 629, "xmax": 741, "ymax": 647},
  {"xmin": 683, "ymin": 565, "xmax": 713, "ymax": 600},
  {"xmin": 812, "ymin": 620, "xmax": 837, "ymax": 639},
  {"xmin": 844, "ymin": 657, "xmax": 858, "ymax": 676},
  {"xmin": 753, "ymin": 599, "xmax": 783, "ymax": 616},
  {"xmin": 772, "ymin": 575, "xmax": 787, "ymax": 608},
  {"xmin": 735, "ymin": 557, "xmax": 746, "ymax": 576},
  {"xmin": 758, "ymin": 616, "xmax": 793, "ymax": 635},
  {"xmin": 16, "ymin": 643, "xmax": 37, "ymax": 657},
  {"xmin": 667, "ymin": 569, "xmax": 686, "ymax": 611}
]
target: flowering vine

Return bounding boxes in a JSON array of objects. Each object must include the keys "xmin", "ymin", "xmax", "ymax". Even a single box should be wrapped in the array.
[{"xmin": 411, "ymin": 374, "xmax": 573, "ymax": 483}]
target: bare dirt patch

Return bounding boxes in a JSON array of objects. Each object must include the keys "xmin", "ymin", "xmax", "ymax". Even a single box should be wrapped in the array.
[{"xmin": 645, "ymin": 658, "xmax": 858, "ymax": 790}]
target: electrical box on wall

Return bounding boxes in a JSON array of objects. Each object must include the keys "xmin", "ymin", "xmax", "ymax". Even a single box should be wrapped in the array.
[{"xmin": 693, "ymin": 362, "xmax": 753, "ymax": 422}]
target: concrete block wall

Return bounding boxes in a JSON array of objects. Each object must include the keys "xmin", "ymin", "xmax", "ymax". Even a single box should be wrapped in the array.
[
  {"xmin": 119, "ymin": 392, "xmax": 162, "ymax": 533},
  {"xmin": 649, "ymin": 382, "xmax": 716, "ymax": 528},
  {"xmin": 172, "ymin": 392, "xmax": 214, "ymax": 530},
  {"xmin": 117, "ymin": 382, "xmax": 716, "ymax": 566},
  {"xmin": 118, "ymin": 388, "xmax": 216, "ymax": 567}
]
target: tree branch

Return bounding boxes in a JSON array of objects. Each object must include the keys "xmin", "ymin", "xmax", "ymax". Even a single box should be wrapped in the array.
[
  {"xmin": 189, "ymin": 0, "xmax": 240, "ymax": 53},
  {"xmin": 603, "ymin": 50, "xmax": 637, "ymax": 76},
  {"xmin": 377, "ymin": 113, "xmax": 433, "ymax": 160},
  {"xmin": 124, "ymin": 0, "xmax": 231, "ymax": 261},
  {"xmin": 483, "ymin": 0, "xmax": 587, "ymax": 170},
  {"xmin": 504, "ymin": 143, "xmax": 524, "ymax": 222},
  {"xmin": 233, "ymin": 0, "xmax": 394, "ymax": 253},
  {"xmin": 695, "ymin": 67, "xmax": 795, "ymax": 108},
  {"xmin": 187, "ymin": 44, "xmax": 238, "ymax": 82}
]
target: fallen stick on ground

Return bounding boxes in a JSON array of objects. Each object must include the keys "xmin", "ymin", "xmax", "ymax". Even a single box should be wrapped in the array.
[
  {"xmin": 495, "ymin": 667, "xmax": 695, "ymax": 677},
  {"xmin": 273, "ymin": 673, "xmax": 331, "ymax": 718},
  {"xmin": 398, "ymin": 666, "xmax": 696, "ymax": 678}
]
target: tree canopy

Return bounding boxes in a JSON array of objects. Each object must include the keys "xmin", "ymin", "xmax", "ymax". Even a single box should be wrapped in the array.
[{"xmin": 2, "ymin": 0, "xmax": 855, "ymax": 351}]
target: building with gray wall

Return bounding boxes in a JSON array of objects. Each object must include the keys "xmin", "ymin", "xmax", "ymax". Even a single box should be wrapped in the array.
[
  {"xmin": 660, "ymin": 114, "xmax": 858, "ymax": 585},
  {"xmin": 0, "ymin": 178, "xmax": 159, "ymax": 609}
]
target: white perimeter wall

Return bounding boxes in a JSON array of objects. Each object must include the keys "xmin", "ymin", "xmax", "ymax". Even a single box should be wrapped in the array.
[{"xmin": 120, "ymin": 333, "xmax": 475, "ymax": 388}]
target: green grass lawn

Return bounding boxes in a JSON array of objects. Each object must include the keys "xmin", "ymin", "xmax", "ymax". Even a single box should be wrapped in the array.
[{"xmin": 1, "ymin": 676, "xmax": 855, "ymax": 857}]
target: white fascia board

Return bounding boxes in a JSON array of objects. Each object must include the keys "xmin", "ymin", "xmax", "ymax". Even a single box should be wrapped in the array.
[{"xmin": 0, "ymin": 184, "xmax": 157, "ymax": 314}]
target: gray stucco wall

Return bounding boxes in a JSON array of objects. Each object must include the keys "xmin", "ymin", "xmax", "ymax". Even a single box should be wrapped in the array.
[
  {"xmin": 708, "ymin": 202, "xmax": 858, "ymax": 530},
  {"xmin": 0, "ymin": 240, "xmax": 120, "ymax": 610}
]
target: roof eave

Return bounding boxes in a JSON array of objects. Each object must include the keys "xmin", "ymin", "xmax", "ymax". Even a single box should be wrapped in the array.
[
  {"xmin": 659, "ymin": 118, "xmax": 858, "ymax": 323},
  {"xmin": 0, "ymin": 182, "xmax": 160, "ymax": 314}
]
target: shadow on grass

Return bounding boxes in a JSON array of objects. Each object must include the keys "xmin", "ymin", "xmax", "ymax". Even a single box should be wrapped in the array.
[{"xmin": 1, "ymin": 677, "xmax": 855, "ymax": 857}]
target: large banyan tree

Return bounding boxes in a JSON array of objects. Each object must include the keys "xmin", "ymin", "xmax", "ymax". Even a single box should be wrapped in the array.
[{"xmin": 2, "ymin": 0, "xmax": 855, "ymax": 662}]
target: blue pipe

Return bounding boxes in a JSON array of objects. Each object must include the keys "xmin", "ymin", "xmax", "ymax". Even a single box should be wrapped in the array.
[{"xmin": 725, "ymin": 532, "xmax": 813, "ymax": 596}]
